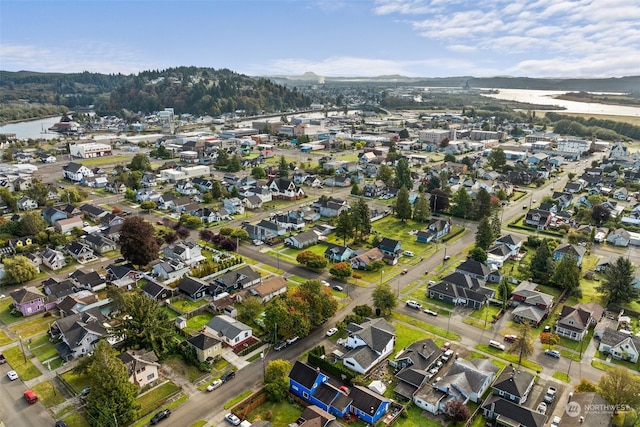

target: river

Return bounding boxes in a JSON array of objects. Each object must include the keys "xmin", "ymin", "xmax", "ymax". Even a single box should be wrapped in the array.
[
  {"xmin": 0, "ymin": 116, "xmax": 64, "ymax": 141},
  {"xmin": 483, "ymin": 88, "xmax": 640, "ymax": 117}
]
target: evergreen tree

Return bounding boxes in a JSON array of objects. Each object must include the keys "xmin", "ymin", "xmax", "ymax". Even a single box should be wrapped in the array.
[
  {"xmin": 227, "ymin": 154, "xmax": 242, "ymax": 172},
  {"xmin": 497, "ymin": 278, "xmax": 512, "ymax": 310},
  {"xmin": 351, "ymin": 198, "xmax": 371, "ymax": 241},
  {"xmin": 551, "ymin": 254, "xmax": 582, "ymax": 296},
  {"xmin": 376, "ymin": 164, "xmax": 394, "ymax": 187},
  {"xmin": 473, "ymin": 188, "xmax": 492, "ymax": 219},
  {"xmin": 491, "ymin": 212, "xmax": 502, "ymax": 237},
  {"xmin": 350, "ymin": 182, "xmax": 360, "ymax": 196},
  {"xmin": 395, "ymin": 157, "xmax": 412, "ymax": 190},
  {"xmin": 426, "ymin": 175, "xmax": 441, "ymax": 192},
  {"xmin": 372, "ymin": 282, "xmax": 397, "ymax": 316},
  {"xmin": 430, "ymin": 189, "xmax": 450, "ymax": 213},
  {"xmin": 215, "ymin": 149, "xmax": 229, "ymax": 167},
  {"xmin": 278, "ymin": 155, "xmax": 289, "ymax": 178},
  {"xmin": 413, "ymin": 194, "xmax": 430, "ymax": 223},
  {"xmin": 508, "ymin": 321, "xmax": 534, "ymax": 366},
  {"xmin": 487, "ymin": 147, "xmax": 506, "ymax": 171},
  {"xmin": 597, "ymin": 256, "xmax": 638, "ymax": 304},
  {"xmin": 335, "ymin": 210, "xmax": 354, "ymax": 246},
  {"xmin": 475, "ymin": 217, "xmax": 494, "ymax": 251},
  {"xmin": 530, "ymin": 239, "xmax": 554, "ymax": 283},
  {"xmin": 450, "ymin": 188, "xmax": 473, "ymax": 218},
  {"xmin": 395, "ymin": 186, "xmax": 412, "ymax": 222}
]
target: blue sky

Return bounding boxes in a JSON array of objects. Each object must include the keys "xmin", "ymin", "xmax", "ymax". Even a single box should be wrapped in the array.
[{"xmin": 1, "ymin": 0, "xmax": 638, "ymax": 78}]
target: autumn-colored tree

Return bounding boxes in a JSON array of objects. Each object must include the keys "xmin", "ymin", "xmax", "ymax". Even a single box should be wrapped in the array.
[{"xmin": 119, "ymin": 216, "xmax": 160, "ymax": 266}]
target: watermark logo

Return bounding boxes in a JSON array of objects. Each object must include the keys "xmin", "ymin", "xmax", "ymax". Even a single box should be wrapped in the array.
[{"xmin": 566, "ymin": 401, "xmax": 581, "ymax": 417}]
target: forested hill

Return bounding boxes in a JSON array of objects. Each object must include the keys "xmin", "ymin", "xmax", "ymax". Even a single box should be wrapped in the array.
[{"xmin": 0, "ymin": 67, "xmax": 312, "ymax": 118}]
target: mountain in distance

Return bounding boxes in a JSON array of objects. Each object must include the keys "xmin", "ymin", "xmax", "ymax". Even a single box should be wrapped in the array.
[{"xmin": 264, "ymin": 72, "xmax": 640, "ymax": 92}]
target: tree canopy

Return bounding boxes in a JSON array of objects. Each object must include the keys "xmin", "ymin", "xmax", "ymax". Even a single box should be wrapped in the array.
[
  {"xmin": 394, "ymin": 158, "xmax": 412, "ymax": 190},
  {"xmin": 508, "ymin": 321, "xmax": 534, "ymax": 366},
  {"xmin": 395, "ymin": 186, "xmax": 412, "ymax": 222},
  {"xmin": 597, "ymin": 256, "xmax": 638, "ymax": 304},
  {"xmin": 2, "ymin": 255, "xmax": 38, "ymax": 284},
  {"xmin": 119, "ymin": 216, "xmax": 161, "ymax": 266},
  {"xmin": 372, "ymin": 282, "xmax": 397, "ymax": 315}
]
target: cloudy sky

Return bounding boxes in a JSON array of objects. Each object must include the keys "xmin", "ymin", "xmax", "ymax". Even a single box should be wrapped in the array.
[{"xmin": 1, "ymin": 0, "xmax": 638, "ymax": 78}]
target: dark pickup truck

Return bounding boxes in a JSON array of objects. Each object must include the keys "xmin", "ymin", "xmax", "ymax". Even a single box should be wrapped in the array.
[{"xmin": 0, "ymin": 352, "xmax": 6, "ymax": 364}]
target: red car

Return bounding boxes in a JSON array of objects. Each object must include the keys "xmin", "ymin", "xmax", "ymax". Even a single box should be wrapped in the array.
[{"xmin": 156, "ymin": 220, "xmax": 164, "ymax": 225}]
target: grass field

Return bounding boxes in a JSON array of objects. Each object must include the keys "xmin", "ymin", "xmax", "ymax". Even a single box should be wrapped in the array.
[
  {"xmin": 391, "ymin": 312, "xmax": 461, "ymax": 341},
  {"xmin": 0, "ymin": 329, "xmax": 13, "ymax": 345},
  {"xmin": 9, "ymin": 314, "xmax": 57, "ymax": 339},
  {"xmin": 393, "ymin": 323, "xmax": 432, "ymax": 351},
  {"xmin": 185, "ymin": 313, "xmax": 214, "ymax": 333},
  {"xmin": 552, "ymin": 372, "xmax": 571, "ymax": 383},
  {"xmin": 171, "ymin": 298, "xmax": 209, "ymax": 312},
  {"xmin": 32, "ymin": 380, "xmax": 66, "ymax": 407},
  {"xmin": 245, "ymin": 399, "xmax": 304, "ymax": 427},
  {"xmin": 60, "ymin": 370, "xmax": 91, "ymax": 394},
  {"xmin": 136, "ymin": 381, "xmax": 181, "ymax": 419},
  {"xmin": 80, "ymin": 155, "xmax": 130, "ymax": 166},
  {"xmin": 3, "ymin": 345, "xmax": 42, "ymax": 380},
  {"xmin": 0, "ymin": 297, "xmax": 22, "ymax": 326},
  {"xmin": 475, "ymin": 344, "xmax": 543, "ymax": 372}
]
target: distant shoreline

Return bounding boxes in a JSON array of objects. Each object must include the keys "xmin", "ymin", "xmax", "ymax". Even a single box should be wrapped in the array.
[{"xmin": 0, "ymin": 114, "xmax": 62, "ymax": 127}]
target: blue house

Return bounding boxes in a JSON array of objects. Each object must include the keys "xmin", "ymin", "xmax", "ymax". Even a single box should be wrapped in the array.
[
  {"xmin": 42, "ymin": 206, "xmax": 68, "ymax": 226},
  {"xmin": 288, "ymin": 361, "xmax": 390, "ymax": 423},
  {"xmin": 553, "ymin": 243, "xmax": 586, "ymax": 266},
  {"xmin": 378, "ymin": 238, "xmax": 402, "ymax": 258},
  {"xmin": 324, "ymin": 244, "xmax": 357, "ymax": 262}
]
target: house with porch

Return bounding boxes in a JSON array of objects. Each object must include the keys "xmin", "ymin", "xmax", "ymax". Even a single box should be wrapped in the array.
[
  {"xmin": 162, "ymin": 239, "xmax": 205, "ymax": 266},
  {"xmin": 118, "ymin": 350, "xmax": 160, "ymax": 388},
  {"xmin": 342, "ymin": 317, "xmax": 396, "ymax": 374},
  {"xmin": 350, "ymin": 248, "xmax": 384, "ymax": 270},
  {"xmin": 63, "ymin": 162, "xmax": 94, "ymax": 182},
  {"xmin": 186, "ymin": 333, "xmax": 223, "ymax": 363},
  {"xmin": 324, "ymin": 244, "xmax": 357, "ymax": 263},
  {"xmin": 490, "ymin": 366, "xmax": 535, "ymax": 405},
  {"xmin": 416, "ymin": 218, "xmax": 451, "ymax": 243},
  {"xmin": 52, "ymin": 308, "xmax": 110, "ymax": 361},
  {"xmin": 555, "ymin": 302, "xmax": 603, "ymax": 341},
  {"xmin": 552, "ymin": 243, "xmax": 586, "ymax": 266},
  {"xmin": 598, "ymin": 327, "xmax": 640, "ymax": 363},
  {"xmin": 525, "ymin": 209, "xmax": 553, "ymax": 229},
  {"xmin": 150, "ymin": 259, "xmax": 190, "ymax": 283},
  {"xmin": 40, "ymin": 248, "xmax": 66, "ymax": 270},
  {"xmin": 378, "ymin": 238, "xmax": 402, "ymax": 263},
  {"xmin": 205, "ymin": 314, "xmax": 253, "ymax": 347},
  {"xmin": 213, "ymin": 265, "xmax": 261, "ymax": 292},
  {"xmin": 392, "ymin": 339, "xmax": 442, "ymax": 400},
  {"xmin": 177, "ymin": 276, "xmax": 209, "ymax": 300},
  {"xmin": 268, "ymin": 177, "xmax": 305, "ymax": 200},
  {"xmin": 83, "ymin": 233, "xmax": 117, "ymax": 254},
  {"xmin": 511, "ymin": 280, "xmax": 554, "ymax": 326},
  {"xmin": 284, "ymin": 230, "xmax": 319, "ymax": 249},
  {"xmin": 249, "ymin": 276, "xmax": 288, "ymax": 303},
  {"xmin": 65, "ymin": 241, "xmax": 97, "ymax": 263}
]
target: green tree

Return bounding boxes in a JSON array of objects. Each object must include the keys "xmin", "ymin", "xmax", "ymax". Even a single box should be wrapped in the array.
[
  {"xmin": 450, "ymin": 188, "xmax": 473, "ymax": 218},
  {"xmin": 210, "ymin": 180, "xmax": 223, "ymax": 199},
  {"xmin": 263, "ymin": 298, "xmax": 307, "ymax": 342},
  {"xmin": 412, "ymin": 194, "xmax": 430, "ymax": 223},
  {"xmin": 215, "ymin": 149, "xmax": 229, "ymax": 167},
  {"xmin": 376, "ymin": 164, "xmax": 394, "ymax": 187},
  {"xmin": 329, "ymin": 262, "xmax": 353, "ymax": 280},
  {"xmin": 335, "ymin": 210, "xmax": 353, "ymax": 246},
  {"xmin": 25, "ymin": 178, "xmax": 49, "ymax": 206},
  {"xmin": 128, "ymin": 153, "xmax": 152, "ymax": 171},
  {"xmin": 82, "ymin": 341, "xmax": 140, "ymax": 427},
  {"xmin": 63, "ymin": 186, "xmax": 86, "ymax": 204},
  {"xmin": 496, "ymin": 278, "xmax": 512, "ymax": 311},
  {"xmin": 508, "ymin": 321, "xmax": 534, "ymax": 366},
  {"xmin": 597, "ymin": 256, "xmax": 638, "ymax": 304},
  {"xmin": 125, "ymin": 170, "xmax": 143, "ymax": 190},
  {"xmin": 350, "ymin": 182, "xmax": 360, "ymax": 196},
  {"xmin": 119, "ymin": 216, "xmax": 160, "ymax": 266},
  {"xmin": 530, "ymin": 239, "xmax": 554, "ymax": 283},
  {"xmin": 491, "ymin": 212, "xmax": 502, "ymax": 237},
  {"xmin": 237, "ymin": 296, "xmax": 263, "ymax": 326},
  {"xmin": 251, "ymin": 166, "xmax": 266, "ymax": 179},
  {"xmin": 475, "ymin": 217, "xmax": 494, "ymax": 251},
  {"xmin": 277, "ymin": 155, "xmax": 289, "ymax": 178},
  {"xmin": 351, "ymin": 198, "xmax": 371, "ymax": 241},
  {"xmin": 115, "ymin": 291, "xmax": 175, "ymax": 357},
  {"xmin": 19, "ymin": 210, "xmax": 46, "ymax": 236},
  {"xmin": 2, "ymin": 255, "xmax": 38, "ymax": 284},
  {"xmin": 395, "ymin": 186, "xmax": 412, "ymax": 222},
  {"xmin": 230, "ymin": 228, "xmax": 249, "ymax": 241},
  {"xmin": 395, "ymin": 158, "xmax": 412, "ymax": 190},
  {"xmin": 296, "ymin": 251, "xmax": 328, "ymax": 270},
  {"xmin": 227, "ymin": 154, "xmax": 242, "ymax": 172},
  {"xmin": 487, "ymin": 147, "xmax": 507, "ymax": 171},
  {"xmin": 575, "ymin": 379, "xmax": 598, "ymax": 393},
  {"xmin": 372, "ymin": 282, "xmax": 397, "ymax": 316},
  {"xmin": 0, "ymin": 187, "xmax": 17, "ymax": 211},
  {"xmin": 469, "ymin": 246, "xmax": 487, "ymax": 263},
  {"xmin": 139, "ymin": 201, "xmax": 156, "ymax": 212},
  {"xmin": 426, "ymin": 175, "xmax": 441, "ymax": 192},
  {"xmin": 598, "ymin": 367, "xmax": 640, "ymax": 410},
  {"xmin": 264, "ymin": 359, "xmax": 292, "ymax": 402},
  {"xmin": 294, "ymin": 279, "xmax": 338, "ymax": 328},
  {"xmin": 551, "ymin": 254, "xmax": 581, "ymax": 295},
  {"xmin": 430, "ymin": 189, "xmax": 449, "ymax": 213},
  {"xmin": 443, "ymin": 153, "xmax": 456, "ymax": 163},
  {"xmin": 473, "ymin": 188, "xmax": 493, "ymax": 219}
]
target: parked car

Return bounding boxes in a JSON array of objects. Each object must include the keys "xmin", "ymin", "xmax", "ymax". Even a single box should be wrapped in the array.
[
  {"xmin": 537, "ymin": 402, "xmax": 547, "ymax": 415},
  {"xmin": 332, "ymin": 285, "xmax": 344, "ymax": 292},
  {"xmin": 550, "ymin": 416, "xmax": 562, "ymax": 427},
  {"xmin": 0, "ymin": 352, "xmax": 6, "ymax": 364},
  {"xmin": 545, "ymin": 349, "xmax": 561, "ymax": 358},
  {"xmin": 443, "ymin": 255, "xmax": 451, "ymax": 261},
  {"xmin": 80, "ymin": 387, "xmax": 91, "ymax": 397},
  {"xmin": 424, "ymin": 308, "xmax": 438, "ymax": 316},
  {"xmin": 55, "ymin": 421, "xmax": 69, "ymax": 427},
  {"xmin": 543, "ymin": 325, "xmax": 552, "ymax": 333},
  {"xmin": 221, "ymin": 371, "xmax": 236, "ymax": 382},
  {"xmin": 23, "ymin": 390, "xmax": 38, "ymax": 404},
  {"xmin": 225, "ymin": 413, "xmax": 241, "ymax": 426},
  {"xmin": 286, "ymin": 335, "xmax": 299, "ymax": 345},
  {"xmin": 503, "ymin": 334, "xmax": 518, "ymax": 343},
  {"xmin": 252, "ymin": 239, "xmax": 264, "ymax": 246},
  {"xmin": 489, "ymin": 340, "xmax": 506, "ymax": 351},
  {"xmin": 273, "ymin": 341, "xmax": 287, "ymax": 351},
  {"xmin": 7, "ymin": 370, "xmax": 18, "ymax": 381},
  {"xmin": 321, "ymin": 280, "xmax": 330, "ymax": 287},
  {"xmin": 441, "ymin": 342, "xmax": 451, "ymax": 352},
  {"xmin": 403, "ymin": 250, "xmax": 415, "ymax": 257},
  {"xmin": 206, "ymin": 379, "xmax": 223, "ymax": 391},
  {"xmin": 544, "ymin": 386, "xmax": 558, "ymax": 403},
  {"xmin": 406, "ymin": 300, "xmax": 422, "ymax": 309},
  {"xmin": 150, "ymin": 409, "xmax": 171, "ymax": 425},
  {"xmin": 326, "ymin": 327, "xmax": 338, "ymax": 337},
  {"xmin": 156, "ymin": 220, "xmax": 164, "ymax": 225},
  {"xmin": 401, "ymin": 269, "xmax": 409, "ymax": 275}
]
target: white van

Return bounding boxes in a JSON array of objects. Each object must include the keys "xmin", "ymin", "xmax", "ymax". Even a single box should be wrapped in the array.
[{"xmin": 489, "ymin": 340, "xmax": 506, "ymax": 351}]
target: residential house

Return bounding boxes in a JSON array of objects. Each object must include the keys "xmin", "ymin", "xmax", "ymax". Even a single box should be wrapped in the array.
[
  {"xmin": 378, "ymin": 238, "xmax": 402, "ymax": 262},
  {"xmin": 392, "ymin": 339, "xmax": 442, "ymax": 400},
  {"xmin": 324, "ymin": 244, "xmax": 357, "ymax": 263},
  {"xmin": 481, "ymin": 395, "xmax": 547, "ymax": 427},
  {"xmin": 176, "ymin": 179, "xmax": 199, "ymax": 196},
  {"xmin": 268, "ymin": 178, "xmax": 305, "ymax": 200},
  {"xmin": 553, "ymin": 243, "xmax": 586, "ymax": 266},
  {"xmin": 416, "ymin": 218, "xmax": 451, "ymax": 243},
  {"xmin": 274, "ymin": 213, "xmax": 305, "ymax": 230},
  {"xmin": 490, "ymin": 366, "xmax": 535, "ymax": 405},
  {"xmin": 162, "ymin": 239, "xmax": 205, "ymax": 266},
  {"xmin": 324, "ymin": 175, "xmax": 351, "ymax": 187},
  {"xmin": 213, "ymin": 265, "xmax": 261, "ymax": 292},
  {"xmin": 17, "ymin": 196, "xmax": 38, "ymax": 210},
  {"xmin": 511, "ymin": 280, "xmax": 554, "ymax": 326},
  {"xmin": 363, "ymin": 181, "xmax": 386, "ymax": 198},
  {"xmin": 243, "ymin": 195, "xmax": 264, "ymax": 210},
  {"xmin": 555, "ymin": 302, "xmax": 604, "ymax": 341},
  {"xmin": 349, "ymin": 385, "xmax": 391, "ymax": 425},
  {"xmin": 524, "ymin": 209, "xmax": 552, "ymax": 229},
  {"xmin": 244, "ymin": 220, "xmax": 285, "ymax": 241},
  {"xmin": 135, "ymin": 189, "xmax": 161, "ymax": 203},
  {"xmin": 350, "ymin": 248, "xmax": 384, "ymax": 270},
  {"xmin": 55, "ymin": 291, "xmax": 101, "ymax": 317},
  {"xmin": 205, "ymin": 314, "xmax": 253, "ymax": 347},
  {"xmin": 342, "ymin": 317, "xmax": 396, "ymax": 374},
  {"xmin": 79, "ymin": 204, "xmax": 108, "ymax": 221},
  {"xmin": 607, "ymin": 228, "xmax": 631, "ymax": 247},
  {"xmin": 314, "ymin": 197, "xmax": 349, "ymax": 218},
  {"xmin": 186, "ymin": 333, "xmax": 223, "ymax": 363},
  {"xmin": 284, "ymin": 230, "xmax": 319, "ymax": 249},
  {"xmin": 10, "ymin": 286, "xmax": 46, "ymax": 316},
  {"xmin": 42, "ymin": 206, "xmax": 68, "ymax": 225},
  {"xmin": 118, "ymin": 350, "xmax": 160, "ymax": 388},
  {"xmin": 141, "ymin": 172, "xmax": 158, "ymax": 188},
  {"xmin": 142, "ymin": 280, "xmax": 174, "ymax": 301},
  {"xmin": 189, "ymin": 207, "xmax": 221, "ymax": 224},
  {"xmin": 52, "ymin": 308, "xmax": 109, "ymax": 361},
  {"xmin": 222, "ymin": 198, "xmax": 245, "ymax": 215},
  {"xmin": 486, "ymin": 244, "xmax": 512, "ymax": 268},
  {"xmin": 177, "ymin": 276, "xmax": 209, "ymax": 300},
  {"xmin": 63, "ymin": 162, "xmax": 94, "ymax": 182},
  {"xmin": 40, "ymin": 248, "xmax": 66, "ymax": 270},
  {"xmin": 598, "ymin": 327, "xmax": 640, "ymax": 363},
  {"xmin": 83, "ymin": 233, "xmax": 117, "ymax": 254},
  {"xmin": 99, "ymin": 212, "xmax": 125, "ymax": 228},
  {"xmin": 69, "ymin": 270, "xmax": 107, "ymax": 292},
  {"xmin": 42, "ymin": 278, "xmax": 76, "ymax": 304},
  {"xmin": 455, "ymin": 259, "xmax": 490, "ymax": 281},
  {"xmin": 55, "ymin": 216, "xmax": 84, "ymax": 234},
  {"xmin": 65, "ymin": 241, "xmax": 96, "ymax": 263},
  {"xmin": 427, "ymin": 273, "xmax": 494, "ymax": 309},
  {"xmin": 105, "ymin": 180, "xmax": 126, "ymax": 194},
  {"xmin": 249, "ymin": 276, "xmax": 288, "ymax": 303},
  {"xmin": 151, "ymin": 259, "xmax": 190, "ymax": 283},
  {"xmin": 46, "ymin": 185, "xmax": 60, "ymax": 202},
  {"xmin": 9, "ymin": 236, "xmax": 33, "ymax": 251},
  {"xmin": 494, "ymin": 234, "xmax": 523, "ymax": 257},
  {"xmin": 106, "ymin": 263, "xmax": 141, "ymax": 288}
]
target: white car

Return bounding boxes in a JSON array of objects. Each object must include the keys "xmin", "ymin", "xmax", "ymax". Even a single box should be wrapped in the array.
[
  {"xmin": 225, "ymin": 413, "xmax": 241, "ymax": 426},
  {"xmin": 252, "ymin": 240, "xmax": 264, "ymax": 246},
  {"xmin": 321, "ymin": 280, "xmax": 330, "ymax": 287},
  {"xmin": 424, "ymin": 309, "xmax": 438, "ymax": 316},
  {"xmin": 7, "ymin": 370, "xmax": 18, "ymax": 381},
  {"xmin": 206, "ymin": 379, "xmax": 223, "ymax": 391},
  {"xmin": 550, "ymin": 416, "xmax": 561, "ymax": 427},
  {"xmin": 326, "ymin": 327, "xmax": 338, "ymax": 337},
  {"xmin": 537, "ymin": 402, "xmax": 547, "ymax": 415},
  {"xmin": 403, "ymin": 250, "xmax": 415, "ymax": 257},
  {"xmin": 406, "ymin": 300, "xmax": 422, "ymax": 309}
]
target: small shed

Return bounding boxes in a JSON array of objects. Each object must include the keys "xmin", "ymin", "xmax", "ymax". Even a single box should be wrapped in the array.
[
  {"xmin": 368, "ymin": 380, "xmax": 387, "ymax": 396},
  {"xmin": 175, "ymin": 316, "xmax": 187, "ymax": 330}
]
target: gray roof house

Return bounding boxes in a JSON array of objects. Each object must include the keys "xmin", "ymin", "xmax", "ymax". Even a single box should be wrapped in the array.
[
  {"xmin": 342, "ymin": 317, "xmax": 396, "ymax": 374},
  {"xmin": 205, "ymin": 314, "xmax": 253, "ymax": 347},
  {"xmin": 490, "ymin": 366, "xmax": 535, "ymax": 405}
]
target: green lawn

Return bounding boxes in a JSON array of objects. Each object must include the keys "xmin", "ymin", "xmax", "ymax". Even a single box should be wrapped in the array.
[
  {"xmin": 186, "ymin": 313, "xmax": 214, "ymax": 332},
  {"xmin": 80, "ymin": 155, "xmax": 130, "ymax": 166},
  {"xmin": 59, "ymin": 411, "xmax": 91, "ymax": 427},
  {"xmin": 30, "ymin": 339, "xmax": 59, "ymax": 363},
  {"xmin": 32, "ymin": 380, "xmax": 66, "ymax": 407},
  {"xmin": 393, "ymin": 402, "xmax": 452, "ymax": 427},
  {"xmin": 393, "ymin": 323, "xmax": 432, "ymax": 351},
  {"xmin": 9, "ymin": 314, "xmax": 57, "ymax": 339},
  {"xmin": 136, "ymin": 381, "xmax": 181, "ymax": 419},
  {"xmin": 0, "ymin": 297, "xmax": 22, "ymax": 325},
  {"xmin": 594, "ymin": 351, "xmax": 640, "ymax": 370},
  {"xmin": 60, "ymin": 370, "xmax": 92, "ymax": 394},
  {"xmin": 171, "ymin": 298, "xmax": 208, "ymax": 312},
  {"xmin": 370, "ymin": 216, "xmax": 436, "ymax": 256},
  {"xmin": 2, "ymin": 345, "xmax": 42, "ymax": 380},
  {"xmin": 161, "ymin": 306, "xmax": 181, "ymax": 320},
  {"xmin": 553, "ymin": 372, "xmax": 571, "ymax": 383},
  {"xmin": 0, "ymin": 328, "xmax": 13, "ymax": 345},
  {"xmin": 391, "ymin": 312, "xmax": 461, "ymax": 341},
  {"xmin": 245, "ymin": 399, "xmax": 303, "ymax": 427}
]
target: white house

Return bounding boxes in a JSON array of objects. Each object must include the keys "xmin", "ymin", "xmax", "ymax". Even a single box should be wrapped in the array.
[
  {"xmin": 342, "ymin": 318, "xmax": 396, "ymax": 374},
  {"xmin": 205, "ymin": 314, "xmax": 253, "ymax": 347},
  {"xmin": 63, "ymin": 162, "xmax": 94, "ymax": 182},
  {"xmin": 53, "ymin": 308, "xmax": 110, "ymax": 361},
  {"xmin": 598, "ymin": 327, "xmax": 640, "ymax": 363}
]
